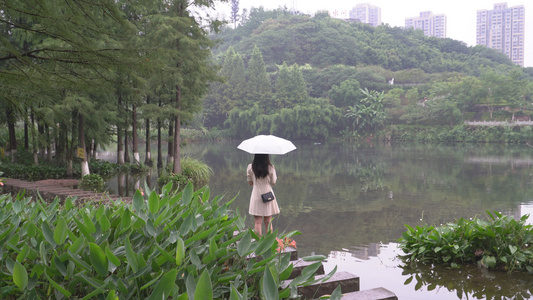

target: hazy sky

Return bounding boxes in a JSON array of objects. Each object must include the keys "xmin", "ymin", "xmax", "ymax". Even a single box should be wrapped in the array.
[{"xmin": 217, "ymin": 0, "xmax": 532, "ymax": 67}]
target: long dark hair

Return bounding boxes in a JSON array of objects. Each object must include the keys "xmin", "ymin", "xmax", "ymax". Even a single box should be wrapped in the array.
[{"xmin": 252, "ymin": 154, "xmax": 271, "ymax": 179}]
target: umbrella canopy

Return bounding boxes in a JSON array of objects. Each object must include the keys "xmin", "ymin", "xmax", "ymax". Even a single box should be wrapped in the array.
[{"xmin": 237, "ymin": 135, "xmax": 296, "ymax": 155}]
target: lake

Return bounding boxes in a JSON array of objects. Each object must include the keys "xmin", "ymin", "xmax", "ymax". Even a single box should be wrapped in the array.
[{"xmin": 101, "ymin": 140, "xmax": 533, "ymax": 299}]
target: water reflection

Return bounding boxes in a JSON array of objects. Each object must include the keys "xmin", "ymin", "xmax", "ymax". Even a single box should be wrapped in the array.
[{"xmin": 98, "ymin": 141, "xmax": 533, "ymax": 299}]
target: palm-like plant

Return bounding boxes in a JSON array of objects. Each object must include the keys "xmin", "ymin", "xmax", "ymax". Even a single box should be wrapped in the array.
[{"xmin": 345, "ymin": 88, "xmax": 386, "ymax": 134}]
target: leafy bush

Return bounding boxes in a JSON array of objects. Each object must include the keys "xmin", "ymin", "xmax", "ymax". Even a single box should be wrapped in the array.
[
  {"xmin": 0, "ymin": 162, "xmax": 66, "ymax": 180},
  {"xmin": 0, "ymin": 183, "xmax": 334, "ymax": 298},
  {"xmin": 89, "ymin": 159, "xmax": 119, "ymax": 178},
  {"xmin": 398, "ymin": 211, "xmax": 533, "ymax": 273},
  {"xmin": 158, "ymin": 157, "xmax": 212, "ymax": 191},
  {"xmin": 79, "ymin": 174, "xmax": 105, "ymax": 192}
]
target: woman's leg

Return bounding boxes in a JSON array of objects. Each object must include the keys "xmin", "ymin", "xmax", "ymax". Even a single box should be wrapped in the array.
[
  {"xmin": 263, "ymin": 215, "xmax": 273, "ymax": 233},
  {"xmin": 254, "ymin": 216, "xmax": 263, "ymax": 236}
]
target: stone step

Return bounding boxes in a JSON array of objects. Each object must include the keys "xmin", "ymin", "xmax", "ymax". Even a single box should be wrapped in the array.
[
  {"xmin": 288, "ymin": 258, "xmax": 325, "ymax": 279},
  {"xmin": 281, "ymin": 271, "xmax": 359, "ymax": 300},
  {"xmin": 340, "ymin": 287, "xmax": 397, "ymax": 300},
  {"xmin": 2, "ymin": 178, "xmax": 131, "ymax": 203}
]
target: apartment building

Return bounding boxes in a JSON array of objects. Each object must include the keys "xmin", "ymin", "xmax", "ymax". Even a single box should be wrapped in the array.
[
  {"xmin": 476, "ymin": 3, "xmax": 525, "ymax": 67},
  {"xmin": 405, "ymin": 11, "xmax": 447, "ymax": 38},
  {"xmin": 349, "ymin": 3, "xmax": 382, "ymax": 27}
]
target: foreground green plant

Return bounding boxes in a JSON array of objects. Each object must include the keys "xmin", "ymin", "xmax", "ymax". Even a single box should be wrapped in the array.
[
  {"xmin": 398, "ymin": 211, "xmax": 533, "ymax": 273},
  {"xmin": 0, "ymin": 182, "xmax": 334, "ymax": 299}
]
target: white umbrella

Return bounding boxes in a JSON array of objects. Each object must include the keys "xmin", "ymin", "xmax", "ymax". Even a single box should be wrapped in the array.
[{"xmin": 237, "ymin": 135, "xmax": 296, "ymax": 155}]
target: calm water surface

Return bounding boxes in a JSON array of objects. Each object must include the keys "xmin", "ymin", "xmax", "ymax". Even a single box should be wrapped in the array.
[{"xmin": 101, "ymin": 141, "xmax": 533, "ymax": 299}]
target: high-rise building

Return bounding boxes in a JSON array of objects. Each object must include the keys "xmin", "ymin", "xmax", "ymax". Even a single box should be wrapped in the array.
[
  {"xmin": 349, "ymin": 3, "xmax": 381, "ymax": 27},
  {"xmin": 405, "ymin": 11, "xmax": 447, "ymax": 38},
  {"xmin": 476, "ymin": 3, "xmax": 525, "ymax": 67}
]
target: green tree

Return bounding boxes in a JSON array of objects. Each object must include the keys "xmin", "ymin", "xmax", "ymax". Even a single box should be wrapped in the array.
[
  {"xmin": 345, "ymin": 88, "xmax": 386, "ymax": 134},
  {"xmin": 245, "ymin": 45, "xmax": 272, "ymax": 111},
  {"xmin": 328, "ymin": 79, "xmax": 362, "ymax": 107},
  {"xmin": 274, "ymin": 62, "xmax": 307, "ymax": 109}
]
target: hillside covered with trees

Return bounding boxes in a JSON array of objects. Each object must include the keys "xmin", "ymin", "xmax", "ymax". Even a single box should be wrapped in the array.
[{"xmin": 203, "ymin": 7, "xmax": 533, "ymax": 140}]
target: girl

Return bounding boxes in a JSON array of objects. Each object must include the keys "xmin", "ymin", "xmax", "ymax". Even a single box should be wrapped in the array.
[{"xmin": 247, "ymin": 154, "xmax": 279, "ymax": 235}]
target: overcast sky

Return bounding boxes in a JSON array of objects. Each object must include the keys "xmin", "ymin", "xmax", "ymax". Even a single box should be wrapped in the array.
[{"xmin": 217, "ymin": 0, "xmax": 532, "ymax": 67}]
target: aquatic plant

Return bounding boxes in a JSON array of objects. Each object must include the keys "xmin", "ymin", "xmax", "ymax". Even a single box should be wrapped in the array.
[{"xmin": 398, "ymin": 211, "xmax": 533, "ymax": 273}]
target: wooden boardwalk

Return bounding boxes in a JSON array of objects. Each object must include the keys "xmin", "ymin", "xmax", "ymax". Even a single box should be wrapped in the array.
[{"xmin": 2, "ymin": 178, "xmax": 131, "ymax": 204}]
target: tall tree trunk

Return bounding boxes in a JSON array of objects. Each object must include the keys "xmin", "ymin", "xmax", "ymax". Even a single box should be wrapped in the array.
[
  {"xmin": 79, "ymin": 113, "xmax": 90, "ymax": 176},
  {"xmin": 117, "ymin": 95, "xmax": 125, "ymax": 165},
  {"xmin": 92, "ymin": 141, "xmax": 97, "ymax": 160},
  {"xmin": 132, "ymin": 103, "xmax": 139, "ymax": 163},
  {"xmin": 6, "ymin": 106, "xmax": 17, "ymax": 163},
  {"xmin": 66, "ymin": 113, "xmax": 76, "ymax": 177},
  {"xmin": 31, "ymin": 111, "xmax": 38, "ymax": 165},
  {"xmin": 167, "ymin": 119, "xmax": 174, "ymax": 168},
  {"xmin": 46, "ymin": 123, "xmax": 52, "ymax": 162},
  {"xmin": 157, "ymin": 118, "xmax": 162, "ymax": 169},
  {"xmin": 38, "ymin": 120, "xmax": 45, "ymax": 160},
  {"xmin": 24, "ymin": 108, "xmax": 29, "ymax": 150},
  {"xmin": 124, "ymin": 127, "xmax": 130, "ymax": 163},
  {"xmin": 172, "ymin": 85, "xmax": 182, "ymax": 174},
  {"xmin": 145, "ymin": 97, "xmax": 152, "ymax": 166},
  {"xmin": 57, "ymin": 122, "xmax": 66, "ymax": 165}
]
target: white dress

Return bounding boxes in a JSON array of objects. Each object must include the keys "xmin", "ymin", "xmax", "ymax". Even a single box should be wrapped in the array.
[{"xmin": 247, "ymin": 164, "xmax": 280, "ymax": 216}]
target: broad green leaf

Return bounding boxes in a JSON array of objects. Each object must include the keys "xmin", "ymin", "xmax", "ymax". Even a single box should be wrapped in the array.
[
  {"xmin": 41, "ymin": 222, "xmax": 57, "ymax": 247},
  {"xmin": 186, "ymin": 274, "xmax": 196, "ymax": 300},
  {"xmin": 105, "ymin": 246, "xmax": 121, "ymax": 268},
  {"xmin": 39, "ymin": 242, "xmax": 47, "ymax": 265},
  {"xmin": 262, "ymin": 264, "xmax": 279, "ymax": 300},
  {"xmin": 81, "ymin": 286, "xmax": 106, "ymax": 300},
  {"xmin": 125, "ymin": 237, "xmax": 138, "ymax": 273},
  {"xmin": 148, "ymin": 192, "xmax": 159, "ymax": 215},
  {"xmin": 106, "ymin": 290, "xmax": 118, "ymax": 300},
  {"xmin": 194, "ymin": 269, "xmax": 213, "ymax": 300},
  {"xmin": 154, "ymin": 206, "xmax": 170, "ymax": 227},
  {"xmin": 99, "ymin": 215, "xmax": 111, "ymax": 232},
  {"xmin": 509, "ymin": 245, "xmax": 518, "ymax": 254},
  {"xmin": 121, "ymin": 209, "xmax": 131, "ymax": 230},
  {"xmin": 69, "ymin": 235, "xmax": 86, "ymax": 254},
  {"xmin": 237, "ymin": 231, "xmax": 252, "ymax": 256},
  {"xmin": 229, "ymin": 284, "xmax": 241, "ymax": 300},
  {"xmin": 89, "ymin": 243, "xmax": 108, "ymax": 277},
  {"xmin": 141, "ymin": 271, "xmax": 163, "ymax": 290},
  {"xmin": 67, "ymin": 249, "xmax": 92, "ymax": 271},
  {"xmin": 73, "ymin": 218, "xmax": 95, "ymax": 242},
  {"xmin": 16, "ymin": 244, "xmax": 30, "ymax": 263},
  {"xmin": 82, "ymin": 212, "xmax": 96, "ymax": 233},
  {"xmin": 185, "ymin": 225, "xmax": 217, "ymax": 245},
  {"xmin": 54, "ymin": 255, "xmax": 67, "ymax": 277},
  {"xmin": 162, "ymin": 181, "xmax": 173, "ymax": 196},
  {"xmin": 44, "ymin": 270, "xmax": 71, "ymax": 297},
  {"xmin": 133, "ymin": 189, "xmax": 144, "ymax": 212},
  {"xmin": 148, "ymin": 269, "xmax": 178, "ymax": 300},
  {"xmin": 182, "ymin": 183, "xmax": 193, "ymax": 206},
  {"xmin": 254, "ymin": 231, "xmax": 277, "ymax": 256},
  {"xmin": 13, "ymin": 261, "xmax": 28, "ymax": 290},
  {"xmin": 302, "ymin": 255, "xmax": 326, "ymax": 262},
  {"xmin": 54, "ymin": 217, "xmax": 68, "ymax": 245},
  {"xmin": 176, "ymin": 237, "xmax": 185, "ymax": 266},
  {"xmin": 330, "ymin": 284, "xmax": 343, "ymax": 300},
  {"xmin": 209, "ymin": 236, "xmax": 218, "ymax": 258},
  {"xmin": 154, "ymin": 244, "xmax": 174, "ymax": 263}
]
